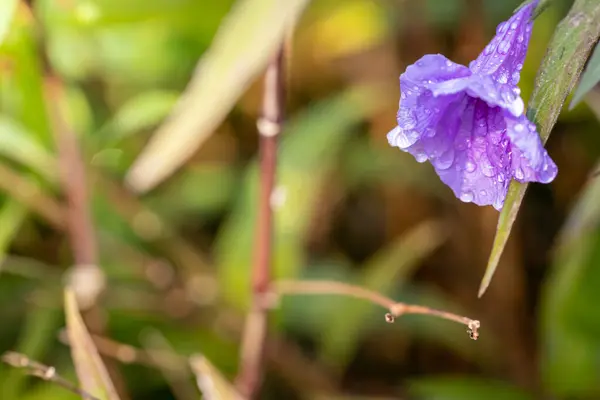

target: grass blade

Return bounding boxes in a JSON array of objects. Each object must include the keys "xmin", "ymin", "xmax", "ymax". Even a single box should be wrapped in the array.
[
  {"xmin": 125, "ymin": 0, "xmax": 310, "ymax": 193},
  {"xmin": 479, "ymin": 0, "xmax": 600, "ymax": 297},
  {"xmin": 189, "ymin": 354, "xmax": 243, "ymax": 400},
  {"xmin": 569, "ymin": 41, "xmax": 600, "ymax": 109},
  {"xmin": 64, "ymin": 288, "xmax": 120, "ymax": 400}
]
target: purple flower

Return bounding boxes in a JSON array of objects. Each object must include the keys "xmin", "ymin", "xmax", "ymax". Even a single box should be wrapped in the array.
[{"xmin": 387, "ymin": 0, "xmax": 557, "ymax": 210}]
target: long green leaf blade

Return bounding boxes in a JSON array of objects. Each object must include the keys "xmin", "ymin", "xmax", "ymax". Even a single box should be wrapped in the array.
[
  {"xmin": 570, "ymin": 41, "xmax": 600, "ymax": 108},
  {"xmin": 64, "ymin": 288, "xmax": 120, "ymax": 400},
  {"xmin": 479, "ymin": 0, "xmax": 600, "ymax": 297},
  {"xmin": 125, "ymin": 0, "xmax": 310, "ymax": 193}
]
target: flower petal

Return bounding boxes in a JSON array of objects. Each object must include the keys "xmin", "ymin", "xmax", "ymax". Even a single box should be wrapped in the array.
[
  {"xmin": 505, "ymin": 114, "xmax": 558, "ymax": 184},
  {"xmin": 468, "ymin": 0, "xmax": 537, "ymax": 85},
  {"xmin": 432, "ymin": 74, "xmax": 525, "ymax": 116},
  {"xmin": 388, "ymin": 54, "xmax": 469, "ymax": 151},
  {"xmin": 432, "ymin": 98, "xmax": 511, "ymax": 210}
]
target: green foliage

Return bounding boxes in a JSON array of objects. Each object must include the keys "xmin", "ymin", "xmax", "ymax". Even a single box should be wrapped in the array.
[
  {"xmin": 480, "ymin": 0, "xmax": 600, "ymax": 297},
  {"xmin": 1, "ymin": 0, "xmax": 600, "ymax": 399}
]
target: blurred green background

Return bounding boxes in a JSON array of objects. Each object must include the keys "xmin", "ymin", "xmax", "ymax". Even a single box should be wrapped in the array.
[{"xmin": 2, "ymin": 0, "xmax": 600, "ymax": 399}]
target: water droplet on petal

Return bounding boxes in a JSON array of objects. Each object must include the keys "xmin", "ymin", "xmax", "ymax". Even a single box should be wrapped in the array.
[
  {"xmin": 514, "ymin": 123, "xmax": 524, "ymax": 132},
  {"xmin": 465, "ymin": 159, "xmax": 476, "ymax": 172},
  {"xmin": 479, "ymin": 190, "xmax": 487, "ymax": 197},
  {"xmin": 517, "ymin": 34, "xmax": 524, "ymax": 43},
  {"xmin": 498, "ymin": 40, "xmax": 511, "ymax": 54},
  {"xmin": 398, "ymin": 109, "xmax": 417, "ymax": 130},
  {"xmin": 415, "ymin": 152, "xmax": 427, "ymax": 163},
  {"xmin": 515, "ymin": 167, "xmax": 524, "ymax": 180},
  {"xmin": 481, "ymin": 159, "xmax": 495, "ymax": 177},
  {"xmin": 434, "ymin": 149, "xmax": 455, "ymax": 170},
  {"xmin": 395, "ymin": 129, "xmax": 420, "ymax": 149},
  {"xmin": 460, "ymin": 191, "xmax": 474, "ymax": 202}
]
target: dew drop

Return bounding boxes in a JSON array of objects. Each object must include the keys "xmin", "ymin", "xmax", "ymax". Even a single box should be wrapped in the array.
[
  {"xmin": 498, "ymin": 40, "xmax": 511, "ymax": 54},
  {"xmin": 460, "ymin": 191, "xmax": 474, "ymax": 202},
  {"xmin": 465, "ymin": 159, "xmax": 476, "ymax": 172},
  {"xmin": 415, "ymin": 152, "xmax": 428, "ymax": 163},
  {"xmin": 434, "ymin": 149, "xmax": 455, "ymax": 170},
  {"xmin": 516, "ymin": 63, "xmax": 523, "ymax": 71},
  {"xmin": 497, "ymin": 72, "xmax": 508, "ymax": 84},
  {"xmin": 517, "ymin": 34, "xmax": 524, "ymax": 43},
  {"xmin": 514, "ymin": 123, "xmax": 524, "ymax": 132},
  {"xmin": 479, "ymin": 190, "xmax": 487, "ymax": 197},
  {"xmin": 424, "ymin": 128, "xmax": 436, "ymax": 137},
  {"xmin": 445, "ymin": 60, "xmax": 453, "ymax": 67},
  {"xmin": 398, "ymin": 109, "xmax": 417, "ymax": 130},
  {"xmin": 481, "ymin": 158, "xmax": 495, "ymax": 177},
  {"xmin": 394, "ymin": 129, "xmax": 420, "ymax": 149},
  {"xmin": 510, "ymin": 22, "xmax": 518, "ymax": 30},
  {"xmin": 496, "ymin": 22, "xmax": 507, "ymax": 34},
  {"xmin": 515, "ymin": 167, "xmax": 524, "ymax": 180}
]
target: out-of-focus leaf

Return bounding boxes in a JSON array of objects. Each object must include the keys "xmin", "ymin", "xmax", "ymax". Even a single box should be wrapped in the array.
[
  {"xmin": 540, "ymin": 163, "xmax": 600, "ymax": 396},
  {"xmin": 479, "ymin": 0, "xmax": 600, "ymax": 297},
  {"xmin": 0, "ymin": 199, "xmax": 26, "ymax": 265},
  {"xmin": 189, "ymin": 354, "xmax": 243, "ymax": 400},
  {"xmin": 570, "ymin": 42, "xmax": 600, "ymax": 109},
  {"xmin": 0, "ymin": 6, "xmax": 52, "ymax": 147},
  {"xmin": 0, "ymin": 116, "xmax": 57, "ymax": 182},
  {"xmin": 64, "ymin": 288, "xmax": 120, "ymax": 400},
  {"xmin": 0, "ymin": 296, "xmax": 61, "ymax": 399},
  {"xmin": 125, "ymin": 0, "xmax": 311, "ymax": 193},
  {"xmin": 216, "ymin": 85, "xmax": 388, "ymax": 309},
  {"xmin": 98, "ymin": 90, "xmax": 179, "ymax": 144},
  {"xmin": 408, "ymin": 377, "xmax": 534, "ymax": 400},
  {"xmin": 319, "ymin": 220, "xmax": 447, "ymax": 367},
  {"xmin": 280, "ymin": 259, "xmax": 355, "ymax": 336},
  {"xmin": 0, "ymin": 0, "xmax": 18, "ymax": 45},
  {"xmin": 145, "ymin": 164, "xmax": 239, "ymax": 223}
]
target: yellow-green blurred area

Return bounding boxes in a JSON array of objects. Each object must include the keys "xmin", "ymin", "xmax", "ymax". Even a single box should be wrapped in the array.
[{"xmin": 1, "ymin": 0, "xmax": 600, "ymax": 399}]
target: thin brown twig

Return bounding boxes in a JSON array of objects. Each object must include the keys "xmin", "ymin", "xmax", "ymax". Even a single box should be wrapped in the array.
[
  {"xmin": 235, "ymin": 44, "xmax": 286, "ymax": 399},
  {"xmin": 44, "ymin": 76, "xmax": 130, "ymax": 399},
  {"xmin": 1, "ymin": 351, "xmax": 100, "ymax": 400},
  {"xmin": 271, "ymin": 280, "xmax": 481, "ymax": 340}
]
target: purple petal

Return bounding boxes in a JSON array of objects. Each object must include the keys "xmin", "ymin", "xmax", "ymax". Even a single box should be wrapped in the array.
[
  {"xmin": 469, "ymin": 0, "xmax": 538, "ymax": 85},
  {"xmin": 505, "ymin": 115, "xmax": 558, "ymax": 184},
  {"xmin": 388, "ymin": 57, "xmax": 556, "ymax": 209}
]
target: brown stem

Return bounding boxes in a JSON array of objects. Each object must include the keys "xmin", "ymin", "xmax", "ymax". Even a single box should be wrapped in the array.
[
  {"xmin": 235, "ymin": 45, "xmax": 286, "ymax": 399},
  {"xmin": 2, "ymin": 351, "xmax": 100, "ymax": 400},
  {"xmin": 44, "ymin": 77, "xmax": 130, "ymax": 399},
  {"xmin": 272, "ymin": 280, "xmax": 481, "ymax": 340}
]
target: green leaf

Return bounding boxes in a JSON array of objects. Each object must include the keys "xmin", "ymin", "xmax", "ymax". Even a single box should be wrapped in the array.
[
  {"xmin": 0, "ymin": 116, "xmax": 58, "ymax": 183},
  {"xmin": 0, "ymin": 296, "xmax": 61, "ymax": 399},
  {"xmin": 189, "ymin": 354, "xmax": 243, "ymax": 400},
  {"xmin": 125, "ymin": 0, "xmax": 311, "ymax": 193},
  {"xmin": 98, "ymin": 90, "xmax": 179, "ymax": 145},
  {"xmin": 570, "ymin": 41, "xmax": 600, "ymax": 108},
  {"xmin": 479, "ymin": 0, "xmax": 600, "ymax": 297},
  {"xmin": 0, "ymin": 8, "xmax": 52, "ymax": 147},
  {"xmin": 408, "ymin": 377, "xmax": 534, "ymax": 400},
  {"xmin": 0, "ymin": 0, "xmax": 18, "ymax": 46},
  {"xmin": 64, "ymin": 288, "xmax": 120, "ymax": 400},
  {"xmin": 540, "ymin": 163, "xmax": 600, "ymax": 396},
  {"xmin": 0, "ymin": 199, "xmax": 26, "ymax": 265},
  {"xmin": 319, "ymin": 220, "xmax": 447, "ymax": 367}
]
